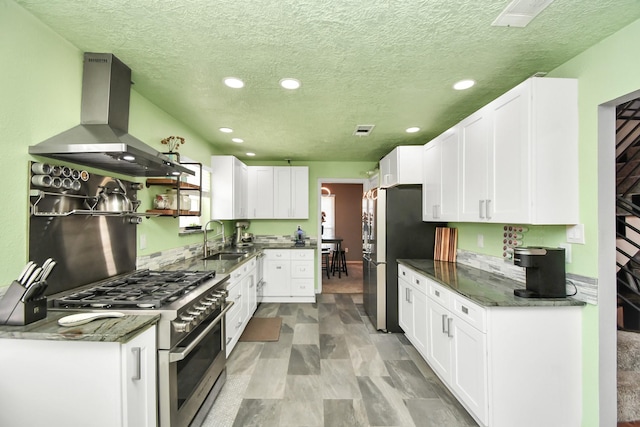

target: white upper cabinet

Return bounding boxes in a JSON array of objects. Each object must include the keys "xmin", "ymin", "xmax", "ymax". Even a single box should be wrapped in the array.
[
  {"xmin": 443, "ymin": 77, "xmax": 578, "ymax": 225},
  {"xmin": 245, "ymin": 166, "xmax": 309, "ymax": 219},
  {"xmin": 211, "ymin": 156, "xmax": 248, "ymax": 220},
  {"xmin": 274, "ymin": 166, "xmax": 309, "ymax": 219},
  {"xmin": 423, "ymin": 129, "xmax": 459, "ymax": 222},
  {"xmin": 247, "ymin": 166, "xmax": 274, "ymax": 219},
  {"xmin": 379, "ymin": 146, "xmax": 424, "ymax": 188}
]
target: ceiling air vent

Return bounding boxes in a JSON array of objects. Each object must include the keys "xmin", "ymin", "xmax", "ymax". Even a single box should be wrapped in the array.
[
  {"xmin": 353, "ymin": 125, "xmax": 375, "ymax": 136},
  {"xmin": 492, "ymin": 0, "xmax": 554, "ymax": 28}
]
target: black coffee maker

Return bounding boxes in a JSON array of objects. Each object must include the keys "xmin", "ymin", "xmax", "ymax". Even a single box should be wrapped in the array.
[{"xmin": 513, "ymin": 247, "xmax": 566, "ymax": 298}]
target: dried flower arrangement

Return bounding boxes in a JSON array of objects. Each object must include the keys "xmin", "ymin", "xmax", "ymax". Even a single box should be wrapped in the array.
[{"xmin": 161, "ymin": 136, "xmax": 185, "ymax": 152}]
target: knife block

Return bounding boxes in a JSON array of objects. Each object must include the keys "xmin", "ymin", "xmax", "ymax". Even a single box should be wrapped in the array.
[{"xmin": 0, "ymin": 280, "xmax": 47, "ymax": 326}]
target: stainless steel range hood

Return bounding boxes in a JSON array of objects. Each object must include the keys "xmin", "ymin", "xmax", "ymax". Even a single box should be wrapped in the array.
[{"xmin": 29, "ymin": 53, "xmax": 193, "ymax": 177}]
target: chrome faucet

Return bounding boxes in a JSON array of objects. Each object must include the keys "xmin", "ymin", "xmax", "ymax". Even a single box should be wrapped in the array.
[{"xmin": 203, "ymin": 220, "xmax": 225, "ymax": 258}]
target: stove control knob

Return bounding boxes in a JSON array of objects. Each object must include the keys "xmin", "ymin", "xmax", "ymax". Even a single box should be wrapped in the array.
[
  {"xmin": 187, "ymin": 309, "xmax": 202, "ymax": 319},
  {"xmin": 174, "ymin": 321, "xmax": 192, "ymax": 333},
  {"xmin": 180, "ymin": 314, "xmax": 195, "ymax": 323}
]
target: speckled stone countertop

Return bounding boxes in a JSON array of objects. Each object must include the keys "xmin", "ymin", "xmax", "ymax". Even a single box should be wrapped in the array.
[
  {"xmin": 398, "ymin": 259, "xmax": 585, "ymax": 308},
  {"xmin": 0, "ymin": 311, "xmax": 159, "ymax": 343},
  {"xmin": 166, "ymin": 243, "xmax": 317, "ymax": 274}
]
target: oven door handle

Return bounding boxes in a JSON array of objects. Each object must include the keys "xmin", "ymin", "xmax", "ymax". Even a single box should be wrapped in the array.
[{"xmin": 169, "ymin": 301, "xmax": 235, "ymax": 363}]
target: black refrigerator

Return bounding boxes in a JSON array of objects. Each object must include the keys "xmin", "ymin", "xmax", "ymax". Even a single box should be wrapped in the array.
[{"xmin": 362, "ymin": 185, "xmax": 442, "ymax": 333}]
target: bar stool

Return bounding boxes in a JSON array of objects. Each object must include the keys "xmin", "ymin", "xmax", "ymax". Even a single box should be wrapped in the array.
[
  {"xmin": 331, "ymin": 249, "xmax": 348, "ymax": 278},
  {"xmin": 321, "ymin": 248, "xmax": 331, "ymax": 279}
]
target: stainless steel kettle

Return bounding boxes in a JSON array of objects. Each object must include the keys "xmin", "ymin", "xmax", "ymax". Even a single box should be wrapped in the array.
[{"xmin": 96, "ymin": 179, "xmax": 133, "ymax": 212}]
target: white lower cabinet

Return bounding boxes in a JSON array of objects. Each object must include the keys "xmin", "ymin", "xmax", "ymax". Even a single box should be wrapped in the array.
[
  {"xmin": 398, "ymin": 264, "xmax": 428, "ymax": 357},
  {"xmin": 263, "ymin": 249, "xmax": 315, "ymax": 302},
  {"xmin": 225, "ymin": 257, "xmax": 258, "ymax": 357},
  {"xmin": 400, "ymin": 263, "xmax": 582, "ymax": 427},
  {"xmin": 0, "ymin": 325, "xmax": 157, "ymax": 427}
]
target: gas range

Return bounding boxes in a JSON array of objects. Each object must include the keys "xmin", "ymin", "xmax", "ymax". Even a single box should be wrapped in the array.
[{"xmin": 51, "ymin": 269, "xmax": 229, "ymax": 350}]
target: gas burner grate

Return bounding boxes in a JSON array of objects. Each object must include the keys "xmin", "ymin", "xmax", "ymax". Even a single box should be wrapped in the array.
[{"xmin": 52, "ymin": 269, "xmax": 215, "ymax": 309}]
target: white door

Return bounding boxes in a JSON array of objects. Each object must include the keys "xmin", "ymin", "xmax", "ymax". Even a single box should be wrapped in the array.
[
  {"xmin": 411, "ymin": 289, "xmax": 429, "ymax": 358},
  {"xmin": 248, "ymin": 166, "xmax": 274, "ymax": 219},
  {"xmin": 398, "ymin": 277, "xmax": 412, "ymax": 333},
  {"xmin": 422, "ymin": 141, "xmax": 441, "ymax": 221},
  {"xmin": 290, "ymin": 167, "xmax": 309, "ymax": 218},
  {"xmin": 459, "ymin": 109, "xmax": 490, "ymax": 221},
  {"xmin": 273, "ymin": 167, "xmax": 292, "ymax": 218},
  {"xmin": 264, "ymin": 260, "xmax": 290, "ymax": 296},
  {"xmin": 489, "ymin": 82, "xmax": 529, "ymax": 223},
  {"xmin": 426, "ymin": 301, "xmax": 452, "ymax": 381},
  {"xmin": 450, "ymin": 318, "xmax": 488, "ymax": 425}
]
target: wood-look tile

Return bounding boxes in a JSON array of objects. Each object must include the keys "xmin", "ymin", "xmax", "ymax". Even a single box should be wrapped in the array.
[
  {"xmin": 370, "ymin": 333, "xmax": 411, "ymax": 360},
  {"xmin": 320, "ymin": 359, "xmax": 362, "ymax": 399},
  {"xmin": 260, "ymin": 332, "xmax": 293, "ymax": 359},
  {"xmin": 348, "ymin": 344, "xmax": 389, "ymax": 377},
  {"xmin": 292, "ymin": 323, "xmax": 320, "ymax": 345},
  {"xmin": 319, "ymin": 333, "xmax": 350, "ymax": 359},
  {"xmin": 318, "ymin": 312, "xmax": 346, "ymax": 335},
  {"xmin": 295, "ymin": 305, "xmax": 319, "ymax": 323},
  {"xmin": 226, "ymin": 342, "xmax": 264, "ymax": 376},
  {"xmin": 338, "ymin": 307, "xmax": 363, "ymax": 324},
  {"xmin": 280, "ymin": 375, "xmax": 324, "ymax": 426},
  {"xmin": 405, "ymin": 398, "xmax": 464, "ymax": 427},
  {"xmin": 244, "ymin": 358, "xmax": 289, "ymax": 399},
  {"xmin": 323, "ymin": 399, "xmax": 369, "ymax": 427},
  {"xmin": 357, "ymin": 376, "xmax": 407, "ymax": 426},
  {"xmin": 254, "ymin": 303, "xmax": 279, "ymax": 317},
  {"xmin": 210, "ymin": 294, "xmax": 483, "ymax": 427},
  {"xmin": 385, "ymin": 359, "xmax": 439, "ymax": 398},
  {"xmin": 231, "ymin": 399, "xmax": 281, "ymax": 427},
  {"xmin": 277, "ymin": 303, "xmax": 298, "ymax": 316},
  {"xmin": 288, "ymin": 344, "xmax": 321, "ymax": 375}
]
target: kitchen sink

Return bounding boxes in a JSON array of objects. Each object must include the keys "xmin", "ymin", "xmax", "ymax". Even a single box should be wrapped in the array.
[{"xmin": 203, "ymin": 251, "xmax": 247, "ymax": 261}]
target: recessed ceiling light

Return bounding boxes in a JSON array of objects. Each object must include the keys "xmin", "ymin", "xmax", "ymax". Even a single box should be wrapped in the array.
[
  {"xmin": 246, "ymin": 152, "xmax": 256, "ymax": 157},
  {"xmin": 219, "ymin": 127, "xmax": 233, "ymax": 133},
  {"xmin": 122, "ymin": 155, "xmax": 135, "ymax": 161},
  {"xmin": 232, "ymin": 138, "xmax": 244, "ymax": 143},
  {"xmin": 280, "ymin": 78, "xmax": 301, "ymax": 90},
  {"xmin": 223, "ymin": 77, "xmax": 244, "ymax": 88},
  {"xmin": 406, "ymin": 127, "xmax": 421, "ymax": 133},
  {"xmin": 453, "ymin": 79, "xmax": 475, "ymax": 90}
]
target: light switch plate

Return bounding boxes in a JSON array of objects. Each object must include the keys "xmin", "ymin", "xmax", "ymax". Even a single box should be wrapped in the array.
[
  {"xmin": 477, "ymin": 234, "xmax": 484, "ymax": 248},
  {"xmin": 140, "ymin": 233, "xmax": 147, "ymax": 250},
  {"xmin": 566, "ymin": 224, "xmax": 585, "ymax": 244}
]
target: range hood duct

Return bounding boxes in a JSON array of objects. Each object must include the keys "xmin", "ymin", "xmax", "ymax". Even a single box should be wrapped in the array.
[{"xmin": 29, "ymin": 53, "xmax": 193, "ymax": 177}]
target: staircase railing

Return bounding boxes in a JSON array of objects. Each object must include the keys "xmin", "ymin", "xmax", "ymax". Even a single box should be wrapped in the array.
[{"xmin": 617, "ymin": 194, "xmax": 640, "ymax": 327}]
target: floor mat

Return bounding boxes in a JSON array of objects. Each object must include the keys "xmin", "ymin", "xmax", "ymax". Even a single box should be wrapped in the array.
[{"xmin": 239, "ymin": 317, "xmax": 282, "ymax": 342}]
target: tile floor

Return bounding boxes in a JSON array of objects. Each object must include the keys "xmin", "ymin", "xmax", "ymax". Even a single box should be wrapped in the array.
[{"xmin": 202, "ymin": 293, "xmax": 478, "ymax": 427}]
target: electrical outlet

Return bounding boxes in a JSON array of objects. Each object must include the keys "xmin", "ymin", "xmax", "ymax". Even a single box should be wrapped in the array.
[
  {"xmin": 139, "ymin": 233, "xmax": 147, "ymax": 250},
  {"xmin": 477, "ymin": 234, "xmax": 484, "ymax": 248},
  {"xmin": 345, "ymin": 247, "xmax": 349, "ymax": 253}
]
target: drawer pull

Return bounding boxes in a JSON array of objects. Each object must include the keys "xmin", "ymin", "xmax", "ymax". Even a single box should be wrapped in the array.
[
  {"xmin": 462, "ymin": 306, "xmax": 469, "ymax": 315},
  {"xmin": 415, "ymin": 279, "xmax": 420, "ymax": 285},
  {"xmin": 435, "ymin": 290, "xmax": 440, "ymax": 297},
  {"xmin": 402, "ymin": 271, "xmax": 406, "ymax": 276}
]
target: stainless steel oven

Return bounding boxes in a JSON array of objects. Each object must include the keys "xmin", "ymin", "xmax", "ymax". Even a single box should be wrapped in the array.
[
  {"xmin": 159, "ymin": 300, "xmax": 233, "ymax": 427},
  {"xmin": 51, "ymin": 269, "xmax": 231, "ymax": 427}
]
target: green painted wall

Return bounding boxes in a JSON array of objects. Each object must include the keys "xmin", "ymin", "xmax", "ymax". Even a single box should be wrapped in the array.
[
  {"xmin": 7, "ymin": 0, "xmax": 640, "ymax": 422},
  {"xmin": 0, "ymin": 0, "xmax": 223, "ymax": 285}
]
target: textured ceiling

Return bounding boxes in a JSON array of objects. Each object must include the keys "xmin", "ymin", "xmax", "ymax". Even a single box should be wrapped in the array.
[{"xmin": 14, "ymin": 0, "xmax": 640, "ymax": 162}]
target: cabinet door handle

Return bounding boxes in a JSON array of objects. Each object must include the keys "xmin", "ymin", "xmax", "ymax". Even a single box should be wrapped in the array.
[
  {"xmin": 131, "ymin": 347, "xmax": 141, "ymax": 381},
  {"xmin": 447, "ymin": 317, "xmax": 454, "ymax": 338},
  {"xmin": 442, "ymin": 314, "xmax": 448, "ymax": 334},
  {"xmin": 479, "ymin": 200, "xmax": 485, "ymax": 219},
  {"xmin": 436, "ymin": 205, "xmax": 440, "ymax": 219},
  {"xmin": 433, "ymin": 205, "xmax": 437, "ymax": 219},
  {"xmin": 486, "ymin": 199, "xmax": 492, "ymax": 220}
]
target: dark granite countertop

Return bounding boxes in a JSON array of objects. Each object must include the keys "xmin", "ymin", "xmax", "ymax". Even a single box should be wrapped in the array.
[
  {"xmin": 0, "ymin": 311, "xmax": 159, "ymax": 343},
  {"xmin": 166, "ymin": 243, "xmax": 317, "ymax": 274},
  {"xmin": 397, "ymin": 259, "xmax": 585, "ymax": 308}
]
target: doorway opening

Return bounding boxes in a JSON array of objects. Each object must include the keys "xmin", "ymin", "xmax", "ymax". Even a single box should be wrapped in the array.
[{"xmin": 317, "ymin": 180, "xmax": 365, "ymax": 295}]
